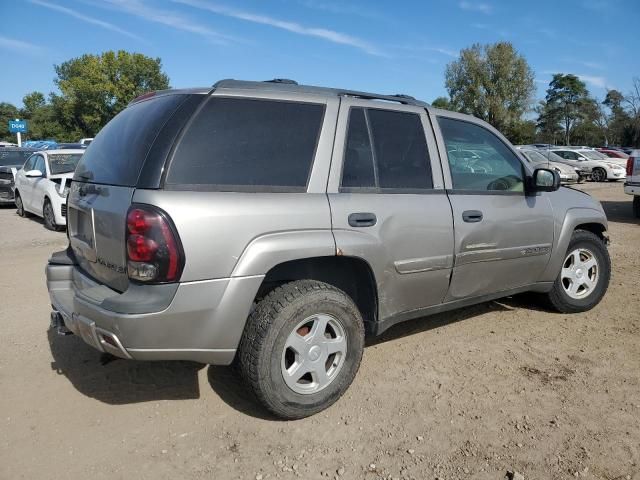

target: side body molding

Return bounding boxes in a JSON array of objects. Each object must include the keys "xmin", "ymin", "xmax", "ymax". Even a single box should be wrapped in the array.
[
  {"xmin": 540, "ymin": 207, "xmax": 608, "ymax": 282},
  {"xmin": 231, "ymin": 230, "xmax": 336, "ymax": 277}
]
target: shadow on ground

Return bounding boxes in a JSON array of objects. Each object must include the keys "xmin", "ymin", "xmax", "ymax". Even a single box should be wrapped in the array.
[
  {"xmin": 601, "ymin": 200, "xmax": 639, "ymax": 225},
  {"xmin": 48, "ymin": 293, "xmax": 549, "ymax": 416},
  {"xmin": 48, "ymin": 328, "xmax": 204, "ymax": 404}
]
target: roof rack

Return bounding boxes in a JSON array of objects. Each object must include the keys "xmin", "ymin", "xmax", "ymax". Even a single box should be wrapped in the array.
[
  {"xmin": 264, "ymin": 78, "xmax": 298, "ymax": 85},
  {"xmin": 211, "ymin": 79, "xmax": 429, "ymax": 107}
]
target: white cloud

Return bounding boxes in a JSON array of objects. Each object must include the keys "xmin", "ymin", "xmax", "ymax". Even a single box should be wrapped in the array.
[
  {"xmin": 30, "ymin": 0, "xmax": 145, "ymax": 42},
  {"xmin": 93, "ymin": 0, "xmax": 236, "ymax": 44},
  {"xmin": 0, "ymin": 35, "xmax": 43, "ymax": 55},
  {"xmin": 459, "ymin": 1, "xmax": 492, "ymax": 14},
  {"xmin": 173, "ymin": 0, "xmax": 384, "ymax": 56},
  {"xmin": 577, "ymin": 74, "xmax": 608, "ymax": 89}
]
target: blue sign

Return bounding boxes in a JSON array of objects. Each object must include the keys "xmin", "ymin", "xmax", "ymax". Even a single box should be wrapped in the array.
[{"xmin": 8, "ymin": 120, "xmax": 28, "ymax": 133}]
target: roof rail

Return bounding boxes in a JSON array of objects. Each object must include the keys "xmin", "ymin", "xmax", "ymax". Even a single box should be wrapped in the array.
[
  {"xmin": 210, "ymin": 79, "xmax": 429, "ymax": 107},
  {"xmin": 264, "ymin": 78, "xmax": 298, "ymax": 85},
  {"xmin": 336, "ymin": 90, "xmax": 428, "ymax": 107}
]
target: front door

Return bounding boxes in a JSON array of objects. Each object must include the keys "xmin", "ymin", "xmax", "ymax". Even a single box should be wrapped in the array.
[
  {"xmin": 433, "ymin": 114, "xmax": 555, "ymax": 300},
  {"xmin": 327, "ymin": 98, "xmax": 454, "ymax": 324}
]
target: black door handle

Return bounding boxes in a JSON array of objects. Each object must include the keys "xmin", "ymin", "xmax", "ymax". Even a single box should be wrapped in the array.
[
  {"xmin": 462, "ymin": 210, "xmax": 483, "ymax": 223},
  {"xmin": 348, "ymin": 212, "xmax": 377, "ymax": 227}
]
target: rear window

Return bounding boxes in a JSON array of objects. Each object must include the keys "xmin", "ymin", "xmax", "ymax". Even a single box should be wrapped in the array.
[
  {"xmin": 0, "ymin": 150, "xmax": 35, "ymax": 167},
  {"xmin": 74, "ymin": 94, "xmax": 187, "ymax": 186},
  {"xmin": 49, "ymin": 153, "xmax": 82, "ymax": 175},
  {"xmin": 165, "ymin": 97, "xmax": 325, "ymax": 191}
]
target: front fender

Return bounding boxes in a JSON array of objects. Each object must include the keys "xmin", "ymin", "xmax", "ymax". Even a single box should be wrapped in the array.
[
  {"xmin": 231, "ymin": 230, "xmax": 336, "ymax": 277},
  {"xmin": 540, "ymin": 207, "xmax": 608, "ymax": 282}
]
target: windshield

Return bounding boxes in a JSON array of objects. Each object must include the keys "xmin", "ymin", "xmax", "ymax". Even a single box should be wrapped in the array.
[
  {"xmin": 49, "ymin": 153, "xmax": 82, "ymax": 174},
  {"xmin": 0, "ymin": 150, "xmax": 35, "ymax": 167},
  {"xmin": 521, "ymin": 150, "xmax": 548, "ymax": 163},
  {"xmin": 582, "ymin": 150, "xmax": 606, "ymax": 160}
]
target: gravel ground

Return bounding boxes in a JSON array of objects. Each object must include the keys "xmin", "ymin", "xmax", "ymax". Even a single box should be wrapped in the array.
[{"xmin": 0, "ymin": 182, "xmax": 638, "ymax": 480}]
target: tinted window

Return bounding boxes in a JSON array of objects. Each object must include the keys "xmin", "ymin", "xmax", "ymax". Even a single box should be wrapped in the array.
[
  {"xmin": 341, "ymin": 108, "xmax": 375, "ymax": 188},
  {"xmin": 166, "ymin": 98, "xmax": 325, "ymax": 190},
  {"xmin": 0, "ymin": 150, "xmax": 35, "ymax": 167},
  {"xmin": 438, "ymin": 117, "xmax": 524, "ymax": 192},
  {"xmin": 74, "ymin": 94, "xmax": 187, "ymax": 186},
  {"xmin": 341, "ymin": 108, "xmax": 433, "ymax": 190}
]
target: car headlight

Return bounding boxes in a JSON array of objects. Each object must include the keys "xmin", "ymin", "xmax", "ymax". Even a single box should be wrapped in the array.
[{"xmin": 57, "ymin": 185, "xmax": 69, "ymax": 198}]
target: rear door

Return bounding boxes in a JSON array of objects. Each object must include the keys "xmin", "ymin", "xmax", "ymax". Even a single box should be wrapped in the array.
[
  {"xmin": 68, "ymin": 93, "xmax": 195, "ymax": 292},
  {"xmin": 328, "ymin": 98, "xmax": 454, "ymax": 323},
  {"xmin": 433, "ymin": 113, "xmax": 554, "ymax": 300}
]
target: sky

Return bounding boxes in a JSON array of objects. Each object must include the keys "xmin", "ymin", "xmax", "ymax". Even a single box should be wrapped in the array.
[{"xmin": 0, "ymin": 0, "xmax": 639, "ymax": 108}]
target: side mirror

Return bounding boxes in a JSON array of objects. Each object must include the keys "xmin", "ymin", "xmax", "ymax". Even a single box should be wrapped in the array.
[
  {"xmin": 532, "ymin": 168, "xmax": 561, "ymax": 192},
  {"xmin": 25, "ymin": 169, "xmax": 44, "ymax": 178}
]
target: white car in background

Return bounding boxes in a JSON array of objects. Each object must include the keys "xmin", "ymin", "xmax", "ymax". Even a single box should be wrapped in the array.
[
  {"xmin": 550, "ymin": 148, "xmax": 627, "ymax": 182},
  {"xmin": 14, "ymin": 149, "xmax": 83, "ymax": 230},
  {"xmin": 516, "ymin": 147, "xmax": 580, "ymax": 183}
]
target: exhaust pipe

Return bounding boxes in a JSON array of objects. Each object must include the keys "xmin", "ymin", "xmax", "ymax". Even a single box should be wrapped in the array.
[{"xmin": 50, "ymin": 311, "xmax": 72, "ymax": 336}]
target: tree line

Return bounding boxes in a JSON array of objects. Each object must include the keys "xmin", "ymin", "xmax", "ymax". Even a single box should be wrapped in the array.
[
  {"xmin": 0, "ymin": 50, "xmax": 169, "ymax": 143},
  {"xmin": 432, "ymin": 42, "xmax": 640, "ymax": 147},
  {"xmin": 1, "ymin": 45, "xmax": 639, "ymax": 148}
]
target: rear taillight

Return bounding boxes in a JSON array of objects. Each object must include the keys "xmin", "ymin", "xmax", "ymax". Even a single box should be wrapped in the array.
[
  {"xmin": 126, "ymin": 205, "xmax": 184, "ymax": 283},
  {"xmin": 627, "ymin": 157, "xmax": 636, "ymax": 177}
]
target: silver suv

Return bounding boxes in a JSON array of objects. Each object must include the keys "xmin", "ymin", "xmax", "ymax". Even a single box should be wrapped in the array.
[{"xmin": 47, "ymin": 79, "xmax": 611, "ymax": 419}]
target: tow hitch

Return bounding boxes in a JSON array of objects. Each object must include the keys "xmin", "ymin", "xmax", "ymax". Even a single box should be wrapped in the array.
[{"xmin": 50, "ymin": 311, "xmax": 72, "ymax": 336}]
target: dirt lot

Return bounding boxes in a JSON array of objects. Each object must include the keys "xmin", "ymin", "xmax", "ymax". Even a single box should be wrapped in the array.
[{"xmin": 1, "ymin": 182, "xmax": 638, "ymax": 480}]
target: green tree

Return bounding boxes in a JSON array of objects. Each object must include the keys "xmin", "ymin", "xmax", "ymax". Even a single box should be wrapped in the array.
[
  {"xmin": 444, "ymin": 42, "xmax": 535, "ymax": 131},
  {"xmin": 51, "ymin": 50, "xmax": 170, "ymax": 138},
  {"xmin": 535, "ymin": 100, "xmax": 563, "ymax": 144},
  {"xmin": 18, "ymin": 92, "xmax": 65, "ymax": 141},
  {"xmin": 431, "ymin": 96, "xmax": 452, "ymax": 110},
  {"xmin": 503, "ymin": 119, "xmax": 536, "ymax": 145},
  {"xmin": 543, "ymin": 74, "xmax": 591, "ymax": 145},
  {"xmin": 603, "ymin": 89, "xmax": 630, "ymax": 146},
  {"xmin": 0, "ymin": 102, "xmax": 20, "ymax": 142}
]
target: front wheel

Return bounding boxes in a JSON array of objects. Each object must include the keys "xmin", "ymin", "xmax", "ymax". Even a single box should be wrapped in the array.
[
  {"xmin": 591, "ymin": 167, "xmax": 607, "ymax": 182},
  {"xmin": 544, "ymin": 230, "xmax": 610, "ymax": 313},
  {"xmin": 633, "ymin": 196, "xmax": 640, "ymax": 219},
  {"xmin": 15, "ymin": 193, "xmax": 26, "ymax": 217},
  {"xmin": 238, "ymin": 280, "xmax": 365, "ymax": 419},
  {"xmin": 43, "ymin": 199, "xmax": 59, "ymax": 231}
]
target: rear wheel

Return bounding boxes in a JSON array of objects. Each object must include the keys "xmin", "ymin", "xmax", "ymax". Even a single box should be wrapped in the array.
[
  {"xmin": 633, "ymin": 196, "xmax": 640, "ymax": 219},
  {"xmin": 591, "ymin": 167, "xmax": 606, "ymax": 182},
  {"xmin": 43, "ymin": 199, "xmax": 59, "ymax": 231},
  {"xmin": 238, "ymin": 280, "xmax": 365, "ymax": 419},
  {"xmin": 544, "ymin": 230, "xmax": 610, "ymax": 313}
]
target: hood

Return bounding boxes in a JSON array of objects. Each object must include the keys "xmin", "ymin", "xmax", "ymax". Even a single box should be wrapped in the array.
[
  {"xmin": 0, "ymin": 164, "xmax": 22, "ymax": 172},
  {"xmin": 548, "ymin": 161, "xmax": 577, "ymax": 174},
  {"xmin": 48, "ymin": 173, "xmax": 74, "ymax": 196},
  {"xmin": 49, "ymin": 172, "xmax": 75, "ymax": 180}
]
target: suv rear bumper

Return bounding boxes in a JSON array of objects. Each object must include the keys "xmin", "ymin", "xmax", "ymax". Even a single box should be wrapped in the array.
[
  {"xmin": 624, "ymin": 181, "xmax": 640, "ymax": 196},
  {"xmin": 46, "ymin": 250, "xmax": 263, "ymax": 365}
]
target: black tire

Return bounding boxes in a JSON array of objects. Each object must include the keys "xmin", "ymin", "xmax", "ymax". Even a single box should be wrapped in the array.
[
  {"xmin": 237, "ymin": 280, "xmax": 365, "ymax": 420},
  {"xmin": 544, "ymin": 230, "xmax": 610, "ymax": 313},
  {"xmin": 15, "ymin": 192, "xmax": 26, "ymax": 217},
  {"xmin": 591, "ymin": 167, "xmax": 607, "ymax": 182},
  {"xmin": 633, "ymin": 196, "xmax": 640, "ymax": 219},
  {"xmin": 43, "ymin": 198, "xmax": 59, "ymax": 231}
]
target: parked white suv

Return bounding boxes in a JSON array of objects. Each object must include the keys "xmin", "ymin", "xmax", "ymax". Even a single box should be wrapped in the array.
[
  {"xmin": 551, "ymin": 148, "xmax": 627, "ymax": 182},
  {"xmin": 14, "ymin": 149, "xmax": 83, "ymax": 230},
  {"xmin": 625, "ymin": 150, "xmax": 640, "ymax": 218}
]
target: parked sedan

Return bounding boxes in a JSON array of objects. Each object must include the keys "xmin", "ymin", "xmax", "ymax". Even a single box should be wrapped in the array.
[
  {"xmin": 0, "ymin": 147, "xmax": 37, "ymax": 204},
  {"xmin": 551, "ymin": 148, "xmax": 627, "ymax": 182},
  {"xmin": 516, "ymin": 147, "xmax": 580, "ymax": 184},
  {"xmin": 597, "ymin": 148, "xmax": 629, "ymax": 159},
  {"xmin": 14, "ymin": 149, "xmax": 83, "ymax": 230}
]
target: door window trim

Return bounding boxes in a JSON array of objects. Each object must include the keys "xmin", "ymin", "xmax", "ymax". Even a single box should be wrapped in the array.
[
  {"xmin": 435, "ymin": 115, "xmax": 528, "ymax": 196},
  {"xmin": 338, "ymin": 106, "xmax": 436, "ymax": 194}
]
